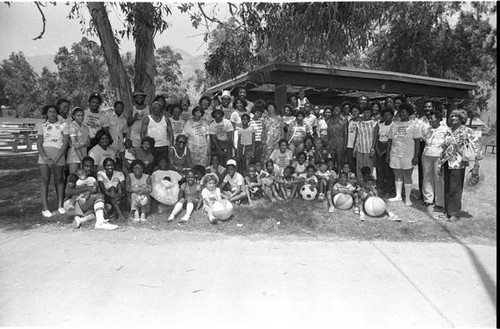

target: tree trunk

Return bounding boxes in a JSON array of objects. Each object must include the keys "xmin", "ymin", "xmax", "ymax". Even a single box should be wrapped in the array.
[
  {"xmin": 133, "ymin": 3, "xmax": 156, "ymax": 105},
  {"xmin": 87, "ymin": 2, "xmax": 133, "ymax": 119}
]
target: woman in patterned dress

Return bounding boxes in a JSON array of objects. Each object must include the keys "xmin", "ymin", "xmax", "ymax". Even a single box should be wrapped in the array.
[{"xmin": 262, "ymin": 100, "xmax": 285, "ymax": 161}]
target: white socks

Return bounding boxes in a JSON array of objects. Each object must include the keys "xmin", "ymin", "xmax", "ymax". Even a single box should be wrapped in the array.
[
  {"xmin": 181, "ymin": 203, "xmax": 194, "ymax": 221},
  {"xmin": 168, "ymin": 202, "xmax": 183, "ymax": 221},
  {"xmin": 404, "ymin": 184, "xmax": 413, "ymax": 206},
  {"xmin": 94, "ymin": 200, "xmax": 118, "ymax": 230},
  {"xmin": 389, "ymin": 181, "xmax": 403, "ymax": 201}
]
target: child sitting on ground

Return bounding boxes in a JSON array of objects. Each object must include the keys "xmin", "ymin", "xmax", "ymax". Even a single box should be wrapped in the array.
[
  {"xmin": 220, "ymin": 159, "xmax": 248, "ymax": 205},
  {"xmin": 262, "ymin": 160, "xmax": 283, "ymax": 201},
  {"xmin": 316, "ymin": 160, "xmax": 337, "ymax": 201},
  {"xmin": 206, "ymin": 154, "xmax": 226, "ymax": 182},
  {"xmin": 327, "ymin": 171, "xmax": 358, "ymax": 214},
  {"xmin": 201, "ymin": 173, "xmax": 224, "ymax": 224},
  {"xmin": 298, "ymin": 164, "xmax": 319, "ymax": 196},
  {"xmin": 167, "ymin": 170, "xmax": 202, "ymax": 223},
  {"xmin": 269, "ymin": 138, "xmax": 294, "ymax": 176},
  {"xmin": 340, "ymin": 162, "xmax": 357, "ymax": 186},
  {"xmin": 291, "ymin": 151, "xmax": 308, "ymax": 175},
  {"xmin": 244, "ymin": 164, "xmax": 266, "ymax": 205},
  {"xmin": 358, "ymin": 177, "xmax": 401, "ymax": 222},
  {"xmin": 277, "ymin": 165, "xmax": 300, "ymax": 200},
  {"xmin": 70, "ymin": 168, "xmax": 98, "ymax": 209},
  {"xmin": 119, "ymin": 138, "xmax": 136, "ymax": 174}
]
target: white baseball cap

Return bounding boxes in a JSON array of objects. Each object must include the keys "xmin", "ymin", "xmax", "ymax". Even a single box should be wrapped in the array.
[{"xmin": 226, "ymin": 159, "xmax": 237, "ymax": 167}]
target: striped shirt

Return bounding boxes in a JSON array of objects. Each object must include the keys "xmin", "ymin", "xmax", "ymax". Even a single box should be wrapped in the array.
[
  {"xmin": 250, "ymin": 119, "xmax": 263, "ymax": 142},
  {"xmin": 354, "ymin": 120, "xmax": 377, "ymax": 153}
]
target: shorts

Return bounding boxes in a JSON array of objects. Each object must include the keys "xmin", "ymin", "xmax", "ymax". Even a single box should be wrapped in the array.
[
  {"xmin": 38, "ymin": 146, "xmax": 66, "ymax": 166},
  {"xmin": 390, "ymin": 156, "xmax": 413, "ymax": 170}
]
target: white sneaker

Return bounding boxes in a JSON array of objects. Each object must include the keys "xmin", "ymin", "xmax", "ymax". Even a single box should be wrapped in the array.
[
  {"xmin": 209, "ymin": 215, "xmax": 217, "ymax": 224},
  {"xmin": 388, "ymin": 196, "xmax": 403, "ymax": 202},
  {"xmin": 140, "ymin": 213, "xmax": 147, "ymax": 222},
  {"xmin": 95, "ymin": 222, "xmax": 118, "ymax": 230},
  {"xmin": 318, "ymin": 193, "xmax": 325, "ymax": 201},
  {"xmin": 132, "ymin": 210, "xmax": 140, "ymax": 222},
  {"xmin": 328, "ymin": 205, "xmax": 335, "ymax": 213},
  {"xmin": 389, "ymin": 215, "xmax": 401, "ymax": 222},
  {"xmin": 42, "ymin": 210, "xmax": 52, "ymax": 218},
  {"xmin": 73, "ymin": 216, "xmax": 83, "ymax": 228},
  {"xmin": 179, "ymin": 214, "xmax": 190, "ymax": 222},
  {"xmin": 405, "ymin": 199, "xmax": 413, "ymax": 206},
  {"xmin": 167, "ymin": 214, "xmax": 175, "ymax": 221},
  {"xmin": 58, "ymin": 207, "xmax": 66, "ymax": 215},
  {"xmin": 360, "ymin": 214, "xmax": 366, "ymax": 221}
]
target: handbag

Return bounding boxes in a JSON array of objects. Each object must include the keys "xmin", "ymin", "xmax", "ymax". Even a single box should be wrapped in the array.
[{"xmin": 461, "ymin": 140, "xmax": 476, "ymax": 162}]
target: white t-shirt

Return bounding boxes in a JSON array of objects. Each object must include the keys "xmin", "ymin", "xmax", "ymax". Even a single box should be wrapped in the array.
[
  {"xmin": 37, "ymin": 120, "xmax": 69, "ymax": 148},
  {"xmin": 97, "ymin": 170, "xmax": 125, "ymax": 190},
  {"xmin": 89, "ymin": 144, "xmax": 117, "ymax": 171},
  {"xmin": 238, "ymin": 125, "xmax": 255, "ymax": 145},
  {"xmin": 182, "ymin": 120, "xmax": 209, "ymax": 147},
  {"xmin": 106, "ymin": 112, "xmax": 127, "ymax": 151},
  {"xmin": 421, "ymin": 124, "xmax": 450, "ymax": 157},
  {"xmin": 76, "ymin": 176, "xmax": 97, "ymax": 188},
  {"xmin": 298, "ymin": 173, "xmax": 318, "ymax": 185},
  {"xmin": 269, "ymin": 149, "xmax": 293, "ymax": 169},
  {"xmin": 377, "ymin": 121, "xmax": 393, "ymax": 142},
  {"xmin": 209, "ymin": 119, "xmax": 234, "ymax": 141},
  {"xmin": 333, "ymin": 182, "xmax": 356, "ymax": 194},
  {"xmin": 83, "ymin": 109, "xmax": 110, "ymax": 139},
  {"xmin": 170, "ymin": 117, "xmax": 186, "ymax": 140},
  {"xmin": 201, "ymin": 187, "xmax": 221, "ymax": 204},
  {"xmin": 347, "ymin": 120, "xmax": 359, "ymax": 148},
  {"xmin": 223, "ymin": 172, "xmax": 245, "ymax": 191},
  {"xmin": 388, "ymin": 120, "xmax": 422, "ymax": 158},
  {"xmin": 317, "ymin": 118, "xmax": 328, "ymax": 136}
]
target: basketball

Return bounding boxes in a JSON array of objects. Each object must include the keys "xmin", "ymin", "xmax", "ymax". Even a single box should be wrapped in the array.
[
  {"xmin": 300, "ymin": 184, "xmax": 317, "ymax": 201},
  {"xmin": 364, "ymin": 196, "xmax": 386, "ymax": 217},
  {"xmin": 212, "ymin": 199, "xmax": 234, "ymax": 220},
  {"xmin": 333, "ymin": 193, "xmax": 353, "ymax": 210}
]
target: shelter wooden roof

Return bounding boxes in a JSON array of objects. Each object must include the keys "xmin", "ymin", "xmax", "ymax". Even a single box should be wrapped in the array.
[{"xmin": 206, "ymin": 62, "xmax": 477, "ymax": 104}]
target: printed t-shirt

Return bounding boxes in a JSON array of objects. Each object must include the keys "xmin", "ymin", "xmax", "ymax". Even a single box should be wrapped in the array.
[
  {"xmin": 83, "ymin": 109, "xmax": 110, "ymax": 139},
  {"xmin": 182, "ymin": 120, "xmax": 209, "ymax": 147},
  {"xmin": 377, "ymin": 122, "xmax": 393, "ymax": 142},
  {"xmin": 170, "ymin": 117, "xmax": 186, "ymax": 140},
  {"xmin": 201, "ymin": 187, "xmax": 221, "ymax": 204},
  {"xmin": 37, "ymin": 120, "xmax": 69, "ymax": 148},
  {"xmin": 269, "ymin": 149, "xmax": 293, "ymax": 169},
  {"xmin": 209, "ymin": 119, "xmax": 233, "ymax": 141},
  {"xmin": 97, "ymin": 170, "xmax": 125, "ymax": 190},
  {"xmin": 388, "ymin": 120, "xmax": 422, "ymax": 158},
  {"xmin": 421, "ymin": 124, "xmax": 450, "ymax": 157}
]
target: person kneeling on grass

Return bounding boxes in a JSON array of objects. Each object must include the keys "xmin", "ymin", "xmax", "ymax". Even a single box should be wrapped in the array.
[
  {"xmin": 126, "ymin": 159, "xmax": 152, "ymax": 222},
  {"xmin": 220, "ymin": 159, "xmax": 248, "ymax": 204},
  {"xmin": 201, "ymin": 173, "xmax": 224, "ymax": 224},
  {"xmin": 64, "ymin": 156, "xmax": 118, "ymax": 230},
  {"xmin": 167, "ymin": 170, "xmax": 202, "ymax": 223}
]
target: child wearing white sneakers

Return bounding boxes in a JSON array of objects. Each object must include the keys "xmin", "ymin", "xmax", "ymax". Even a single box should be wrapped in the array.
[{"xmin": 167, "ymin": 171, "xmax": 202, "ymax": 223}]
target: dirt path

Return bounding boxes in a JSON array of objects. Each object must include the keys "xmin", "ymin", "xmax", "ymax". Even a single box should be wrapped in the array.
[{"xmin": 0, "ymin": 226, "xmax": 496, "ymax": 327}]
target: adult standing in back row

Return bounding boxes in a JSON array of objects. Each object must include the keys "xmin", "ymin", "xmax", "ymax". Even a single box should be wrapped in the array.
[
  {"xmin": 128, "ymin": 90, "xmax": 149, "ymax": 148},
  {"xmin": 84, "ymin": 93, "xmax": 110, "ymax": 143},
  {"xmin": 141, "ymin": 100, "xmax": 174, "ymax": 164}
]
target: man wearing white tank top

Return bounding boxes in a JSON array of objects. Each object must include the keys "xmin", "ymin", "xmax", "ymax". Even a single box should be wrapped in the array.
[{"xmin": 141, "ymin": 101, "xmax": 174, "ymax": 165}]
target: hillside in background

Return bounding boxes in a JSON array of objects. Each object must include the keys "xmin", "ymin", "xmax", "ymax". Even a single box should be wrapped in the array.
[{"xmin": 26, "ymin": 46, "xmax": 205, "ymax": 78}]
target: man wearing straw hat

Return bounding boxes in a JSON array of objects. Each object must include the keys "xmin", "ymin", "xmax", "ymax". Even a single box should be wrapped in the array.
[{"xmin": 219, "ymin": 90, "xmax": 234, "ymax": 120}]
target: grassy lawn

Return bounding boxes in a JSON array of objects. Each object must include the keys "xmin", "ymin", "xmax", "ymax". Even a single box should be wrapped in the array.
[{"xmin": 0, "ymin": 151, "xmax": 496, "ymax": 244}]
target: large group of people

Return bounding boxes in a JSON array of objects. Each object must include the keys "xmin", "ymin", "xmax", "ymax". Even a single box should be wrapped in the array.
[{"xmin": 37, "ymin": 87, "xmax": 483, "ymax": 229}]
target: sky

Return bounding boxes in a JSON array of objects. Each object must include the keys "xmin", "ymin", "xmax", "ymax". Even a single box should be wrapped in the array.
[
  {"xmin": 0, "ymin": 2, "xmax": 231, "ymax": 59},
  {"xmin": 0, "ymin": 2, "xmax": 496, "ymax": 60}
]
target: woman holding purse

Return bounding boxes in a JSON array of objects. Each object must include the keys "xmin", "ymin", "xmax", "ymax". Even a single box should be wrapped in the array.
[{"xmin": 437, "ymin": 109, "xmax": 482, "ymax": 222}]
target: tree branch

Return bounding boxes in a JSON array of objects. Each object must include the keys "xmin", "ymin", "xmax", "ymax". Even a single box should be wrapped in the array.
[{"xmin": 33, "ymin": 1, "xmax": 47, "ymax": 40}]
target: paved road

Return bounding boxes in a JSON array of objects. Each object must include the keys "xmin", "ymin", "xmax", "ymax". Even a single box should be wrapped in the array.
[{"xmin": 0, "ymin": 227, "xmax": 496, "ymax": 328}]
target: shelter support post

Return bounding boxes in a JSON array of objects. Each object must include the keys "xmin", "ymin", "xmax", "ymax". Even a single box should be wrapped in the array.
[{"xmin": 275, "ymin": 84, "xmax": 288, "ymax": 112}]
